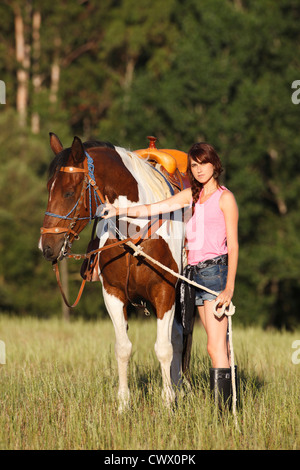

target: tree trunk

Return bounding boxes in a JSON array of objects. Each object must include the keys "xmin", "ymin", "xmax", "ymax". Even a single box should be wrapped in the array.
[
  {"xmin": 14, "ymin": 4, "xmax": 30, "ymax": 127},
  {"xmin": 31, "ymin": 9, "xmax": 42, "ymax": 134},
  {"xmin": 50, "ymin": 37, "xmax": 61, "ymax": 104}
]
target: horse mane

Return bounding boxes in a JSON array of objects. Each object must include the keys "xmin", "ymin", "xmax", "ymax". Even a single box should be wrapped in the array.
[
  {"xmin": 84, "ymin": 140, "xmax": 115, "ymax": 150},
  {"xmin": 48, "ymin": 140, "xmax": 114, "ymax": 180},
  {"xmin": 48, "ymin": 140, "xmax": 173, "ymax": 203},
  {"xmin": 115, "ymin": 147, "xmax": 173, "ymax": 203}
]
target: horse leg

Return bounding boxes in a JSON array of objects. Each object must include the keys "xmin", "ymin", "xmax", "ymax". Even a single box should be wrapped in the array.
[
  {"xmin": 155, "ymin": 306, "xmax": 176, "ymax": 406},
  {"xmin": 102, "ymin": 287, "xmax": 132, "ymax": 412}
]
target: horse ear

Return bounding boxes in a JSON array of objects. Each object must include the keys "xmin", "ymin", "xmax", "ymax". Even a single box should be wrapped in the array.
[
  {"xmin": 70, "ymin": 136, "xmax": 85, "ymax": 163},
  {"xmin": 49, "ymin": 132, "xmax": 63, "ymax": 155}
]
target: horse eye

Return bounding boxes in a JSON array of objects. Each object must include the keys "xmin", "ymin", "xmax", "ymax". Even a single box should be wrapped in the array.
[{"xmin": 64, "ymin": 190, "xmax": 75, "ymax": 198}]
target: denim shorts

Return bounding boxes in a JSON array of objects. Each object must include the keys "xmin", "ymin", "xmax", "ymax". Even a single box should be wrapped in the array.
[{"xmin": 194, "ymin": 264, "xmax": 228, "ymax": 306}]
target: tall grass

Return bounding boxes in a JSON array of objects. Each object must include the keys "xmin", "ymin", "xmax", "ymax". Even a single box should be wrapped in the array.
[{"xmin": 0, "ymin": 315, "xmax": 299, "ymax": 450}]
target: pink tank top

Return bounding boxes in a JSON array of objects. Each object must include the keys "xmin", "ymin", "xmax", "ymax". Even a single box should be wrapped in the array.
[{"xmin": 185, "ymin": 187, "xmax": 228, "ymax": 265}]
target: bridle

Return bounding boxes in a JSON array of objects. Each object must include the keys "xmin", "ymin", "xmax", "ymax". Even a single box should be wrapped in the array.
[
  {"xmin": 41, "ymin": 149, "xmax": 167, "ymax": 308},
  {"xmin": 40, "ymin": 151, "xmax": 105, "ymax": 259}
]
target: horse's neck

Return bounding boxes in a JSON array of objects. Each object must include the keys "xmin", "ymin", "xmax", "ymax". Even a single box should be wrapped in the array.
[
  {"xmin": 92, "ymin": 147, "xmax": 140, "ymax": 206},
  {"xmin": 91, "ymin": 146, "xmax": 173, "ymax": 209}
]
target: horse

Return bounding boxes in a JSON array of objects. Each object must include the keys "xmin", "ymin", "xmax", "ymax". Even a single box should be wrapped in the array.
[{"xmin": 39, "ymin": 133, "xmax": 189, "ymax": 411}]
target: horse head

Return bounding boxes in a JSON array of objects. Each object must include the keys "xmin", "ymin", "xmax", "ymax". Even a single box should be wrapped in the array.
[{"xmin": 40, "ymin": 133, "xmax": 97, "ymax": 261}]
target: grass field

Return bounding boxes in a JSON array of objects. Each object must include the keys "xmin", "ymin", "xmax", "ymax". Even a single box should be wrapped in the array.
[{"xmin": 0, "ymin": 315, "xmax": 299, "ymax": 450}]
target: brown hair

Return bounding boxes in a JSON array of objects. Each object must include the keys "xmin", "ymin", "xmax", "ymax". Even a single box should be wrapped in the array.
[{"xmin": 187, "ymin": 142, "xmax": 223, "ymax": 208}]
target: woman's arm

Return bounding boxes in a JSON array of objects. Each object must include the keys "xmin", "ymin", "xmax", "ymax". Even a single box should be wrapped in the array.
[
  {"xmin": 217, "ymin": 190, "xmax": 239, "ymax": 306},
  {"xmin": 99, "ymin": 188, "xmax": 192, "ymax": 219}
]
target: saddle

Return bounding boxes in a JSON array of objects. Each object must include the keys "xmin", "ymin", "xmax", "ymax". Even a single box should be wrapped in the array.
[{"xmin": 135, "ymin": 136, "xmax": 189, "ymax": 191}]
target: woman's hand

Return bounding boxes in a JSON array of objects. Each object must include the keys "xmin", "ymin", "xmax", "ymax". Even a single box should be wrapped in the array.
[
  {"xmin": 98, "ymin": 196, "xmax": 118, "ymax": 219},
  {"xmin": 215, "ymin": 287, "xmax": 233, "ymax": 307}
]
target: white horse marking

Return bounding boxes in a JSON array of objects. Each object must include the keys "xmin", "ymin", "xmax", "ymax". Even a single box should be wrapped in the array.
[{"xmin": 101, "ymin": 286, "xmax": 132, "ymax": 412}]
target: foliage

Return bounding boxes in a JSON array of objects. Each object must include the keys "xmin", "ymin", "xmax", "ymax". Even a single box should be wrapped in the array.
[{"xmin": 0, "ymin": 0, "xmax": 299, "ymax": 328}]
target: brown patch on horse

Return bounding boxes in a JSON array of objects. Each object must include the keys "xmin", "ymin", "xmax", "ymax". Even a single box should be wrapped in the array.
[
  {"xmin": 88, "ymin": 147, "xmax": 139, "ymax": 204},
  {"xmin": 100, "ymin": 236, "xmax": 178, "ymax": 320}
]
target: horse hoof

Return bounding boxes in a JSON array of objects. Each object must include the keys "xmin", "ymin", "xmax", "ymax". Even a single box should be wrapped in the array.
[
  {"xmin": 162, "ymin": 388, "xmax": 175, "ymax": 407},
  {"xmin": 117, "ymin": 392, "xmax": 130, "ymax": 413},
  {"xmin": 118, "ymin": 401, "xmax": 130, "ymax": 414}
]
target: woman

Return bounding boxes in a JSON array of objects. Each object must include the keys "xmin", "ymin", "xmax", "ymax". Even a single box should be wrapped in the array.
[{"xmin": 100, "ymin": 142, "xmax": 239, "ymax": 406}]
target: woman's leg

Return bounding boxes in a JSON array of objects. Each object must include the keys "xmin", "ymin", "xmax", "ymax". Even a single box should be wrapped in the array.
[
  {"xmin": 198, "ymin": 304, "xmax": 206, "ymax": 331},
  {"xmin": 197, "ymin": 300, "xmax": 229, "ymax": 368}
]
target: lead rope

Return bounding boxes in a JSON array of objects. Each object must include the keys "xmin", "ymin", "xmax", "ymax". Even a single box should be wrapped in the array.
[
  {"xmin": 128, "ymin": 241, "xmax": 239, "ymax": 428},
  {"xmin": 106, "ymin": 218, "xmax": 239, "ymax": 427}
]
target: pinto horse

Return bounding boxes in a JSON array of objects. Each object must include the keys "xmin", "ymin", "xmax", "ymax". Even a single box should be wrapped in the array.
[{"xmin": 40, "ymin": 133, "xmax": 188, "ymax": 411}]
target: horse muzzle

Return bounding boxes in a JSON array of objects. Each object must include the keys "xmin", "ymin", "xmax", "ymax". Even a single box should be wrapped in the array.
[
  {"xmin": 40, "ymin": 227, "xmax": 75, "ymax": 261},
  {"xmin": 41, "ymin": 237, "xmax": 65, "ymax": 262},
  {"xmin": 42, "ymin": 243, "xmax": 56, "ymax": 261}
]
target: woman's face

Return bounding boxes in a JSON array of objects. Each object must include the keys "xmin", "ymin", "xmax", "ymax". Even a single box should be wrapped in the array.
[{"xmin": 190, "ymin": 159, "xmax": 215, "ymax": 185}]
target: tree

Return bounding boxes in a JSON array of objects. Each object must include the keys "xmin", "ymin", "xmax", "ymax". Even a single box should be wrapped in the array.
[{"xmin": 0, "ymin": 0, "xmax": 299, "ymax": 327}]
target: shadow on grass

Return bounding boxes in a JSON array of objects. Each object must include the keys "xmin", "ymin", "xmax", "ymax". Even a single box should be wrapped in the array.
[
  {"xmin": 180, "ymin": 354, "xmax": 267, "ymax": 411},
  {"xmin": 126, "ymin": 348, "xmax": 266, "ymax": 413}
]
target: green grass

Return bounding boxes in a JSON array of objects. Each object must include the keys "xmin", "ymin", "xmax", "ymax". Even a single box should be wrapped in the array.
[{"xmin": 0, "ymin": 315, "xmax": 299, "ymax": 450}]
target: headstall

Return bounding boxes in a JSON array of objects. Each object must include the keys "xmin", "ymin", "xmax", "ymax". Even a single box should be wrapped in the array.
[{"xmin": 40, "ymin": 151, "xmax": 105, "ymax": 258}]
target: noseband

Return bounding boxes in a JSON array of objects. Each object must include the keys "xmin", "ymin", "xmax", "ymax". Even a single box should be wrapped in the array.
[{"xmin": 40, "ymin": 151, "xmax": 105, "ymax": 258}]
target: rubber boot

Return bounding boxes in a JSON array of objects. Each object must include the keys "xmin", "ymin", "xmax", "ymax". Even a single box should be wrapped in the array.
[{"xmin": 210, "ymin": 367, "xmax": 237, "ymax": 410}]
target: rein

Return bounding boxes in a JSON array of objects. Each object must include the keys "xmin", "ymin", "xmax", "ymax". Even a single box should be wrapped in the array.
[
  {"xmin": 52, "ymin": 233, "xmax": 138, "ymax": 308},
  {"xmin": 52, "ymin": 215, "xmax": 165, "ymax": 308},
  {"xmin": 41, "ymin": 150, "xmax": 165, "ymax": 307}
]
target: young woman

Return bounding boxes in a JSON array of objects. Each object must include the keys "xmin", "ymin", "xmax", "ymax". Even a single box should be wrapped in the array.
[{"xmin": 99, "ymin": 142, "xmax": 239, "ymax": 406}]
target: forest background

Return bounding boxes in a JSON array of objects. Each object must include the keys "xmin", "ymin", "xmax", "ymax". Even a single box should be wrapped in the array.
[{"xmin": 0, "ymin": 0, "xmax": 299, "ymax": 330}]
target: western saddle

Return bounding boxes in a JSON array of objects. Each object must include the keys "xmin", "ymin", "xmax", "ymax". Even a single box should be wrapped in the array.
[{"xmin": 135, "ymin": 136, "xmax": 189, "ymax": 191}]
